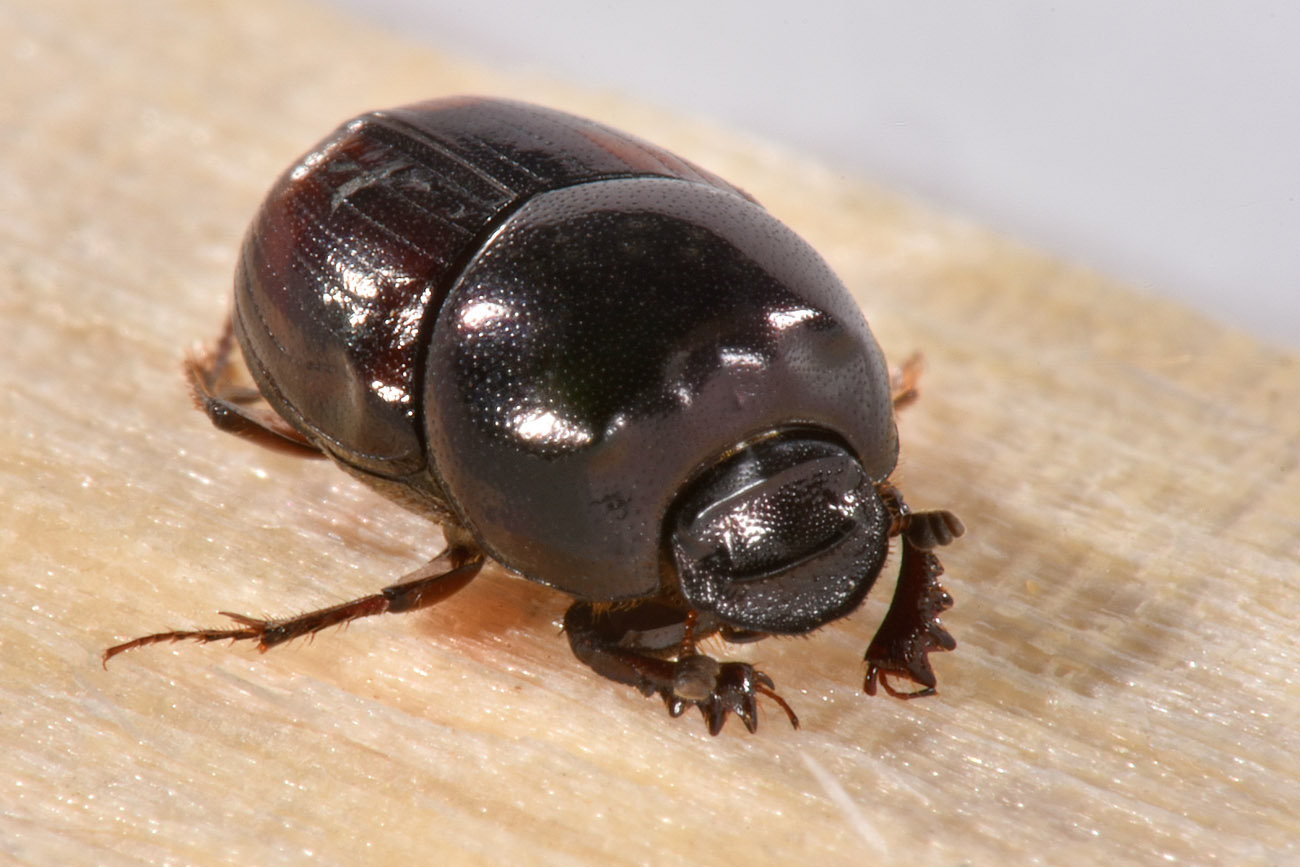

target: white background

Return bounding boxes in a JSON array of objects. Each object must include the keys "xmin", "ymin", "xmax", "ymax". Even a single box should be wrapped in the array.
[{"xmin": 317, "ymin": 0, "xmax": 1299, "ymax": 348}]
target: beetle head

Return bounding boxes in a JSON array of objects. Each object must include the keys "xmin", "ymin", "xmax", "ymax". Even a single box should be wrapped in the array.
[{"xmin": 668, "ymin": 432, "xmax": 890, "ymax": 635}]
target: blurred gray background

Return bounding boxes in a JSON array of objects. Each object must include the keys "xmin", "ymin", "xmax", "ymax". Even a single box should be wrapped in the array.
[{"xmin": 318, "ymin": 0, "xmax": 1298, "ymax": 347}]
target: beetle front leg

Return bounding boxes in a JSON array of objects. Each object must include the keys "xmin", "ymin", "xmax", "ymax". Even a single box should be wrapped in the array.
[
  {"xmin": 863, "ymin": 536, "xmax": 956, "ymax": 697},
  {"xmin": 562, "ymin": 602, "xmax": 798, "ymax": 735},
  {"xmin": 103, "ymin": 541, "xmax": 484, "ymax": 664},
  {"xmin": 864, "ymin": 498, "xmax": 963, "ymax": 698}
]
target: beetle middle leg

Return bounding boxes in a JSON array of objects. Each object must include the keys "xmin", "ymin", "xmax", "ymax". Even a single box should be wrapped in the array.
[
  {"xmin": 563, "ymin": 601, "xmax": 799, "ymax": 735},
  {"xmin": 185, "ymin": 315, "xmax": 325, "ymax": 458},
  {"xmin": 103, "ymin": 539, "xmax": 484, "ymax": 665},
  {"xmin": 889, "ymin": 352, "xmax": 924, "ymax": 410}
]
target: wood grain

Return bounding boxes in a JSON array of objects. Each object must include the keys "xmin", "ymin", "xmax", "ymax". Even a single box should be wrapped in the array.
[{"xmin": 3, "ymin": 1, "xmax": 1297, "ymax": 864}]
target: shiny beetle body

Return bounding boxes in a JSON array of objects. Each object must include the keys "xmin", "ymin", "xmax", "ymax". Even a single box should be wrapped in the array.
[{"xmin": 108, "ymin": 98, "xmax": 964, "ymax": 735}]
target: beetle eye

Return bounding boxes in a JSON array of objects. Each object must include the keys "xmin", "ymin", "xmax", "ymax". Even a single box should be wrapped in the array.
[{"xmin": 669, "ymin": 433, "xmax": 890, "ymax": 634}]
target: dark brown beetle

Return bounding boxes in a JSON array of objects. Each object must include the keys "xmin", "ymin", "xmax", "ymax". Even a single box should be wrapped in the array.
[{"xmin": 106, "ymin": 97, "xmax": 964, "ymax": 735}]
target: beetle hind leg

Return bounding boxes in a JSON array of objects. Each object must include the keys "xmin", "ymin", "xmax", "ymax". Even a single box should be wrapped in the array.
[
  {"xmin": 185, "ymin": 315, "xmax": 325, "ymax": 458},
  {"xmin": 103, "ymin": 541, "xmax": 484, "ymax": 665},
  {"xmin": 563, "ymin": 601, "xmax": 798, "ymax": 735}
]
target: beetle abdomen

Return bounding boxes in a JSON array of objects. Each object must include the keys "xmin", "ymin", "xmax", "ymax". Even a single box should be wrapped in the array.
[{"xmin": 233, "ymin": 98, "xmax": 743, "ymax": 483}]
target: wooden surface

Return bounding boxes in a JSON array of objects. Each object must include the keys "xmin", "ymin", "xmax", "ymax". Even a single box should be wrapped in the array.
[{"xmin": 3, "ymin": 1, "xmax": 1298, "ymax": 864}]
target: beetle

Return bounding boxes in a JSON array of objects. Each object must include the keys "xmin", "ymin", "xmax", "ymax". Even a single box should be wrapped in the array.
[{"xmin": 105, "ymin": 97, "xmax": 964, "ymax": 735}]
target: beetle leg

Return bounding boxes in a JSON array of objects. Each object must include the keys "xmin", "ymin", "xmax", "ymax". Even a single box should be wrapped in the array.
[
  {"xmin": 877, "ymin": 482, "xmax": 965, "ymax": 545},
  {"xmin": 889, "ymin": 352, "xmax": 924, "ymax": 410},
  {"xmin": 863, "ymin": 537, "xmax": 956, "ymax": 698},
  {"xmin": 863, "ymin": 506, "xmax": 961, "ymax": 698},
  {"xmin": 185, "ymin": 316, "xmax": 325, "ymax": 458},
  {"xmin": 563, "ymin": 602, "xmax": 798, "ymax": 735},
  {"xmin": 103, "ymin": 543, "xmax": 484, "ymax": 665}
]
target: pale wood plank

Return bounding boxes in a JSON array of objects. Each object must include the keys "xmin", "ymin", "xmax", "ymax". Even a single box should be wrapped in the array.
[{"xmin": 3, "ymin": 1, "xmax": 1296, "ymax": 864}]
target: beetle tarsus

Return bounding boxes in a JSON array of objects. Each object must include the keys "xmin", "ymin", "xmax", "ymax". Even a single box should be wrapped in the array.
[
  {"xmin": 705, "ymin": 663, "xmax": 798, "ymax": 733},
  {"xmin": 904, "ymin": 509, "xmax": 965, "ymax": 550},
  {"xmin": 863, "ymin": 536, "xmax": 957, "ymax": 698},
  {"xmin": 564, "ymin": 602, "xmax": 798, "ymax": 735},
  {"xmin": 659, "ymin": 658, "xmax": 798, "ymax": 734},
  {"xmin": 104, "ymin": 545, "xmax": 483, "ymax": 665},
  {"xmin": 101, "ymin": 617, "xmax": 268, "ymax": 667}
]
